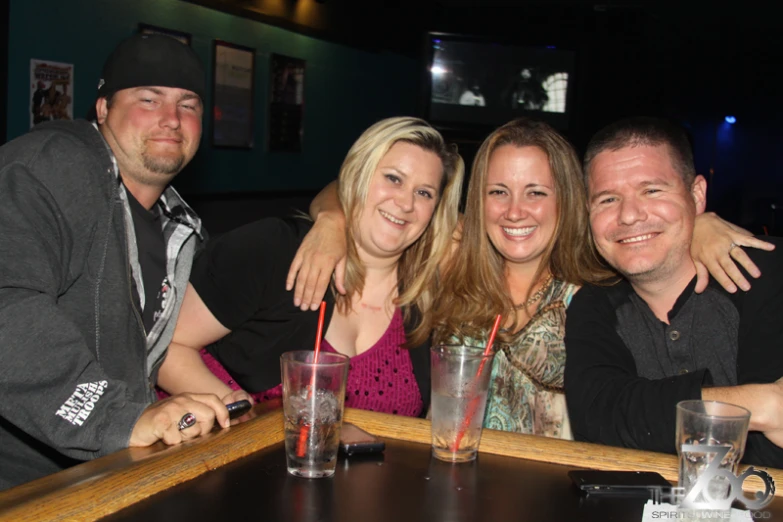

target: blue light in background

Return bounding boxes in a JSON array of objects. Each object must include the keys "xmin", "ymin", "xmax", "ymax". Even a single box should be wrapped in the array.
[
  {"xmin": 717, "ymin": 119, "xmax": 735, "ymax": 147},
  {"xmin": 725, "ymin": 115, "xmax": 737, "ymax": 124},
  {"xmin": 546, "ymin": 45, "xmax": 556, "ymax": 49}
]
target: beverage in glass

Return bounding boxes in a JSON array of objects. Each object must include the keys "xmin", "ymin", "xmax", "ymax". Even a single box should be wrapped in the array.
[
  {"xmin": 430, "ymin": 345, "xmax": 494, "ymax": 463},
  {"xmin": 675, "ymin": 400, "xmax": 750, "ymax": 508},
  {"xmin": 281, "ymin": 351, "xmax": 349, "ymax": 478}
]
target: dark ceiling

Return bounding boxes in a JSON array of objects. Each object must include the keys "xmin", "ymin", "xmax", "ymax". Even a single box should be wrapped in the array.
[
  {"xmin": 190, "ymin": 0, "xmax": 783, "ymax": 134},
  {"xmin": 190, "ymin": 1, "xmax": 780, "ymax": 61}
]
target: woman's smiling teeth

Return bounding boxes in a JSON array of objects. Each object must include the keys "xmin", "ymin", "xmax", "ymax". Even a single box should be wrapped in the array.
[
  {"xmin": 618, "ymin": 233, "xmax": 657, "ymax": 244},
  {"xmin": 380, "ymin": 210, "xmax": 406, "ymax": 225},
  {"xmin": 502, "ymin": 226, "xmax": 536, "ymax": 237}
]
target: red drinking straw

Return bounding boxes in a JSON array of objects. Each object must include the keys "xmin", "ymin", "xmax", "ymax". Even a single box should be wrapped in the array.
[
  {"xmin": 312, "ymin": 301, "xmax": 327, "ymax": 363},
  {"xmin": 451, "ymin": 314, "xmax": 502, "ymax": 452},
  {"xmin": 296, "ymin": 301, "xmax": 327, "ymax": 457}
]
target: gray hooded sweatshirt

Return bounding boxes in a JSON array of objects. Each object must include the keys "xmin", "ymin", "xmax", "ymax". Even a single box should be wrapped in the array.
[{"xmin": 0, "ymin": 120, "xmax": 202, "ymax": 490}]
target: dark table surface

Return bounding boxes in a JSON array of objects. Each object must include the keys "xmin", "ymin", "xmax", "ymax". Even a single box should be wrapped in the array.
[{"xmin": 103, "ymin": 437, "xmax": 782, "ymax": 522}]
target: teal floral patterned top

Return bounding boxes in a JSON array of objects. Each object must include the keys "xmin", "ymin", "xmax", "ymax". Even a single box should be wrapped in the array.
[{"xmin": 461, "ymin": 279, "xmax": 578, "ymax": 439}]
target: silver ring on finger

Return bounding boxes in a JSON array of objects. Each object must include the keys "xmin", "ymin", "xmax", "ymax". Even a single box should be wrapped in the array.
[
  {"xmin": 178, "ymin": 412, "xmax": 197, "ymax": 431},
  {"xmin": 729, "ymin": 242, "xmax": 739, "ymax": 254}
]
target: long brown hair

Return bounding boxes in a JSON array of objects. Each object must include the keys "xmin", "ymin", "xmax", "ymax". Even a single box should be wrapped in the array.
[
  {"xmin": 432, "ymin": 118, "xmax": 611, "ymax": 344},
  {"xmin": 337, "ymin": 117, "xmax": 464, "ymax": 347}
]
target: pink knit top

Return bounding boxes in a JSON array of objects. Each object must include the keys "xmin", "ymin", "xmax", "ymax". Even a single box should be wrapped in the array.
[{"xmin": 199, "ymin": 308, "xmax": 423, "ymax": 417}]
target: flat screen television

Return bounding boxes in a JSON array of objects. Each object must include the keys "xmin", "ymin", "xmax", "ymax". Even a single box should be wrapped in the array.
[{"xmin": 423, "ymin": 33, "xmax": 575, "ymax": 132}]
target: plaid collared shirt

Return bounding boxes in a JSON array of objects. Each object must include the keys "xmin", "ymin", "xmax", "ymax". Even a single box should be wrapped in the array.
[{"xmin": 94, "ymin": 124, "xmax": 203, "ymax": 375}]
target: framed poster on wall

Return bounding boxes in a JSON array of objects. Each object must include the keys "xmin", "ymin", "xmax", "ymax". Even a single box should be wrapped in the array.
[
  {"xmin": 138, "ymin": 23, "xmax": 192, "ymax": 46},
  {"xmin": 30, "ymin": 59, "xmax": 73, "ymax": 129},
  {"xmin": 268, "ymin": 53, "xmax": 304, "ymax": 152},
  {"xmin": 212, "ymin": 40, "xmax": 255, "ymax": 149}
]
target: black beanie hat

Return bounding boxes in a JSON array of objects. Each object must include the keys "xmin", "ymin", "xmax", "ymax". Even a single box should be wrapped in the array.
[{"xmin": 87, "ymin": 33, "xmax": 205, "ymax": 120}]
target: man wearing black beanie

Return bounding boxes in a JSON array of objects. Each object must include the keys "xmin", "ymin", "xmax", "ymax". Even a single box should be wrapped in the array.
[{"xmin": 0, "ymin": 34, "xmax": 248, "ymax": 491}]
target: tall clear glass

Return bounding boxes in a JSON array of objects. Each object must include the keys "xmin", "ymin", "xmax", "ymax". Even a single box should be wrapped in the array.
[
  {"xmin": 430, "ymin": 345, "xmax": 494, "ymax": 463},
  {"xmin": 281, "ymin": 351, "xmax": 349, "ymax": 478}
]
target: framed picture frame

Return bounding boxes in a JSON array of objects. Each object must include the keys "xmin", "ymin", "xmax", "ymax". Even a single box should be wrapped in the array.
[
  {"xmin": 30, "ymin": 59, "xmax": 74, "ymax": 129},
  {"xmin": 138, "ymin": 23, "xmax": 192, "ymax": 46},
  {"xmin": 268, "ymin": 53, "xmax": 305, "ymax": 152},
  {"xmin": 212, "ymin": 40, "xmax": 255, "ymax": 149}
]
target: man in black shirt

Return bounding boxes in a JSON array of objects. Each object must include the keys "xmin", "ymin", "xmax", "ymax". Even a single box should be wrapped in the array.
[
  {"xmin": 0, "ymin": 34, "xmax": 241, "ymax": 491},
  {"xmin": 564, "ymin": 117, "xmax": 783, "ymax": 467},
  {"xmin": 127, "ymin": 188, "xmax": 168, "ymax": 334}
]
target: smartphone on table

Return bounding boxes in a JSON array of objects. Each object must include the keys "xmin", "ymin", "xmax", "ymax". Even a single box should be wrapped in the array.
[
  {"xmin": 568, "ymin": 470, "xmax": 672, "ymax": 497},
  {"xmin": 339, "ymin": 422, "xmax": 385, "ymax": 456}
]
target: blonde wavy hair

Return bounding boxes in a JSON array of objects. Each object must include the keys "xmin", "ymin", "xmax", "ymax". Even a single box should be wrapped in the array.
[
  {"xmin": 432, "ymin": 118, "xmax": 611, "ymax": 345},
  {"xmin": 337, "ymin": 117, "xmax": 464, "ymax": 347}
]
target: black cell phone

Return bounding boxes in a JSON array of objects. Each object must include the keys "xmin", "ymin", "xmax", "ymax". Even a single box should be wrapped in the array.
[
  {"xmin": 568, "ymin": 470, "xmax": 672, "ymax": 497},
  {"xmin": 226, "ymin": 400, "xmax": 252, "ymax": 420},
  {"xmin": 339, "ymin": 423, "xmax": 385, "ymax": 455}
]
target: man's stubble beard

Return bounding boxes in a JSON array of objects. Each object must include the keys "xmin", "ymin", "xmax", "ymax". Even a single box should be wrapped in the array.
[
  {"xmin": 611, "ymin": 241, "xmax": 691, "ymax": 288},
  {"xmin": 141, "ymin": 147, "xmax": 185, "ymax": 176},
  {"xmin": 142, "ymin": 154, "xmax": 184, "ymax": 176}
]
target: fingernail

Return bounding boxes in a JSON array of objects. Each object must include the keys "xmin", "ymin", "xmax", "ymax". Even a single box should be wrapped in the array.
[
  {"xmin": 293, "ymin": 298, "xmax": 300, "ymax": 306},
  {"xmin": 728, "ymin": 285, "xmax": 738, "ymax": 293},
  {"xmin": 740, "ymin": 283, "xmax": 750, "ymax": 291}
]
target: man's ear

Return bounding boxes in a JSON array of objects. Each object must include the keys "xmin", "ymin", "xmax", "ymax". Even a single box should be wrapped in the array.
[
  {"xmin": 584, "ymin": 168, "xmax": 593, "ymax": 214},
  {"xmin": 585, "ymin": 185, "xmax": 594, "ymax": 215},
  {"xmin": 95, "ymin": 98, "xmax": 108, "ymax": 124},
  {"xmin": 691, "ymin": 175, "xmax": 707, "ymax": 215}
]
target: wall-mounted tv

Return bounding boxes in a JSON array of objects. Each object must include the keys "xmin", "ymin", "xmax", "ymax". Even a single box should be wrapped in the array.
[{"xmin": 423, "ymin": 33, "xmax": 575, "ymax": 132}]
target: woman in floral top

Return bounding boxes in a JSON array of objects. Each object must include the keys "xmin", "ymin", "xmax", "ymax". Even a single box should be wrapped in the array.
[{"xmin": 430, "ymin": 118, "xmax": 762, "ymax": 439}]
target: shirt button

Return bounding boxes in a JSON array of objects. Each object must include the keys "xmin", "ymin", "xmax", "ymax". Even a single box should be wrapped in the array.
[
  {"xmin": 669, "ymin": 330, "xmax": 680, "ymax": 341},
  {"xmin": 679, "ymin": 369, "xmax": 689, "ymax": 375}
]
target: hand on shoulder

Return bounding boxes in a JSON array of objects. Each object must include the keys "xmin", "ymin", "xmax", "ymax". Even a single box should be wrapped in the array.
[{"xmin": 691, "ymin": 212, "xmax": 775, "ymax": 294}]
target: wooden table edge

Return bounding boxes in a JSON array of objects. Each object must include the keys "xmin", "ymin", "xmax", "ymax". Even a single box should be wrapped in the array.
[
  {"xmin": 1, "ymin": 406, "xmax": 780, "ymax": 521},
  {"xmin": 0, "ymin": 402, "xmax": 285, "ymax": 521},
  {"xmin": 346, "ymin": 410, "xmax": 783, "ymax": 489}
]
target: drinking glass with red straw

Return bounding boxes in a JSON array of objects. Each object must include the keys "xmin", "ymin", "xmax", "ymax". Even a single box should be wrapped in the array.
[
  {"xmin": 450, "ymin": 314, "xmax": 502, "ymax": 452},
  {"xmin": 296, "ymin": 301, "xmax": 327, "ymax": 457}
]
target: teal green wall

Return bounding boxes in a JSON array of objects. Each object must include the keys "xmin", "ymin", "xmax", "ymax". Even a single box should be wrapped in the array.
[{"xmin": 7, "ymin": 0, "xmax": 418, "ymax": 193}]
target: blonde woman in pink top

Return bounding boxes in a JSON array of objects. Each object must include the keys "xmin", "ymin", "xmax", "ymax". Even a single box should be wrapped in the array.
[{"xmin": 157, "ymin": 117, "xmax": 464, "ymax": 417}]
